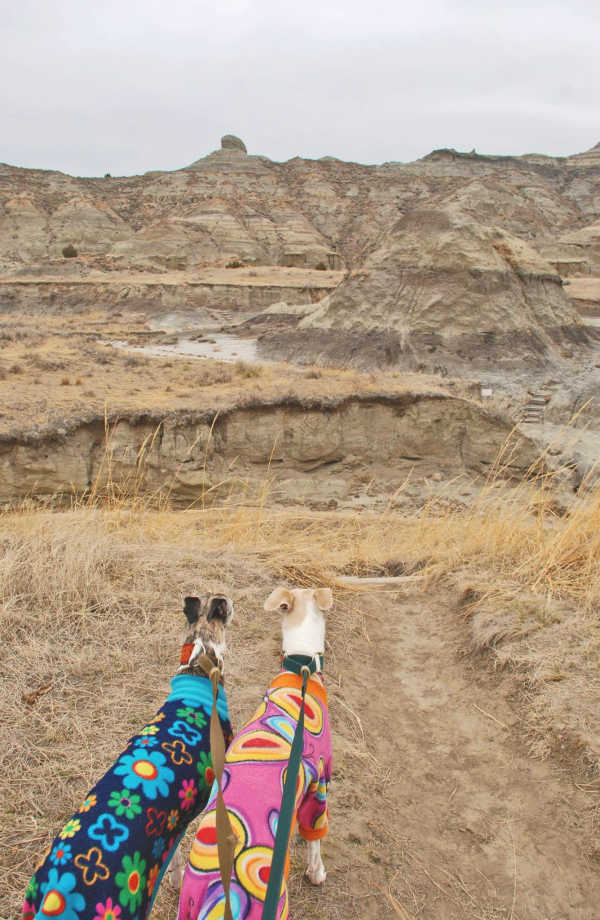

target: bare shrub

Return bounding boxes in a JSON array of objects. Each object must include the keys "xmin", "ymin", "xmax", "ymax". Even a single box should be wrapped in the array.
[
  {"xmin": 202, "ymin": 365, "xmax": 233, "ymax": 386},
  {"xmin": 31, "ymin": 356, "xmax": 66, "ymax": 371},
  {"xmin": 0, "ymin": 324, "xmax": 43, "ymax": 344},
  {"xmin": 234, "ymin": 360, "xmax": 262, "ymax": 379}
]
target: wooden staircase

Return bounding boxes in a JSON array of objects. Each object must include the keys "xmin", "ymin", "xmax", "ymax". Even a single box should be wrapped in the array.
[{"xmin": 520, "ymin": 382, "xmax": 558, "ymax": 424}]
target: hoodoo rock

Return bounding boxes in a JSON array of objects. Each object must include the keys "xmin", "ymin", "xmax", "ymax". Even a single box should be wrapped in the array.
[{"xmin": 221, "ymin": 134, "xmax": 247, "ymax": 153}]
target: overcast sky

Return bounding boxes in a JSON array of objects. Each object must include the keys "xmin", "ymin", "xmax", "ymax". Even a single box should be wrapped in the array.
[{"xmin": 3, "ymin": 0, "xmax": 599, "ymax": 176}]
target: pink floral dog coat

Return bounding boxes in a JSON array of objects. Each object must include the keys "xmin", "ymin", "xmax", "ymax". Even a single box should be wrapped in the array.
[{"xmin": 177, "ymin": 671, "xmax": 332, "ymax": 920}]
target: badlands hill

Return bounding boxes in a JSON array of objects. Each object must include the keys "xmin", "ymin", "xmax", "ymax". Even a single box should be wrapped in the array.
[{"xmin": 2, "ymin": 136, "xmax": 600, "ymax": 369}]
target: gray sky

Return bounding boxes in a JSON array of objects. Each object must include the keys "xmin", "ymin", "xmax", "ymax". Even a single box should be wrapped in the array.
[{"xmin": 3, "ymin": 0, "xmax": 599, "ymax": 176}]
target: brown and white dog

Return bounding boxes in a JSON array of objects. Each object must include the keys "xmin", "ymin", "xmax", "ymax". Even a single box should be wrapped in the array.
[
  {"xmin": 22, "ymin": 594, "xmax": 233, "ymax": 920},
  {"xmin": 178, "ymin": 586, "xmax": 333, "ymax": 920}
]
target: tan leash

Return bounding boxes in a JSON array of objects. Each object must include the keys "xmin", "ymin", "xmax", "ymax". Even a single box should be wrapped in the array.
[{"xmin": 194, "ymin": 654, "xmax": 236, "ymax": 920}]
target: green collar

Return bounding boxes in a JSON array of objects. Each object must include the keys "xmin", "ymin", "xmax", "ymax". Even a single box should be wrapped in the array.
[{"xmin": 281, "ymin": 652, "xmax": 324, "ymax": 676}]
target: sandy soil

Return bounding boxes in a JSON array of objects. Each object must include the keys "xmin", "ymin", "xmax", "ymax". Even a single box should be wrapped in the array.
[
  {"xmin": 293, "ymin": 588, "xmax": 598, "ymax": 919},
  {"xmin": 566, "ymin": 277, "xmax": 600, "ymax": 311}
]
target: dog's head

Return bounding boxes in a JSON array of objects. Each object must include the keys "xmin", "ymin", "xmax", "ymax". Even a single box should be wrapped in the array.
[
  {"xmin": 264, "ymin": 587, "xmax": 333, "ymax": 620},
  {"xmin": 182, "ymin": 594, "xmax": 234, "ymax": 667},
  {"xmin": 264, "ymin": 586, "xmax": 332, "ymax": 657}
]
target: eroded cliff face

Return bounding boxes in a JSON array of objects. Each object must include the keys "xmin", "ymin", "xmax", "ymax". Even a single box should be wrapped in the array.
[
  {"xmin": 3, "ymin": 142, "xmax": 600, "ymax": 276},
  {"xmin": 0, "ymin": 392, "xmax": 539, "ymax": 506},
  {"xmin": 0, "ymin": 277, "xmax": 332, "ymax": 315},
  {"xmin": 260, "ymin": 208, "xmax": 587, "ymax": 371},
  {"xmin": 3, "ymin": 140, "xmax": 600, "ymax": 369}
]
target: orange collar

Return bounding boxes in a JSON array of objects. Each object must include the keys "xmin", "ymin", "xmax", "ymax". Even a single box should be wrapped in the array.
[
  {"xmin": 269, "ymin": 671, "xmax": 328, "ymax": 708},
  {"xmin": 180, "ymin": 643, "xmax": 195, "ymax": 665}
]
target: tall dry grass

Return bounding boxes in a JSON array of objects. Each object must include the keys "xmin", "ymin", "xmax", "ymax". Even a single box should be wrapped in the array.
[
  {"xmin": 0, "ymin": 507, "xmax": 280, "ymax": 920},
  {"xmin": 3, "ymin": 436, "xmax": 600, "ymax": 916},
  {"xmin": 11, "ymin": 424, "xmax": 600, "ymax": 608},
  {"xmin": 124, "ymin": 467, "xmax": 600, "ymax": 608}
]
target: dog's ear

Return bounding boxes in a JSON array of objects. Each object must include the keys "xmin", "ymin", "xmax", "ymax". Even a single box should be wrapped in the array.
[
  {"xmin": 264, "ymin": 587, "xmax": 294, "ymax": 612},
  {"xmin": 313, "ymin": 588, "xmax": 333, "ymax": 611},
  {"xmin": 207, "ymin": 595, "xmax": 232, "ymax": 623},
  {"xmin": 183, "ymin": 596, "xmax": 201, "ymax": 625}
]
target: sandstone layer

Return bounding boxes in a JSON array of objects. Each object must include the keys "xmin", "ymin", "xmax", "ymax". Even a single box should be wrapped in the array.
[
  {"xmin": 0, "ymin": 393, "xmax": 538, "ymax": 506},
  {"xmin": 0, "ymin": 270, "xmax": 339, "ymax": 315}
]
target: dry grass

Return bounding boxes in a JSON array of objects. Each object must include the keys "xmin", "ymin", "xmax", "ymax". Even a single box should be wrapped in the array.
[
  {"xmin": 0, "ymin": 311, "xmax": 451, "ymax": 436},
  {"xmin": 0, "ymin": 504, "xmax": 373, "ymax": 919},
  {"xmin": 2, "ymin": 444, "xmax": 600, "ymax": 915},
  {"xmin": 113, "ymin": 442, "xmax": 598, "ymax": 607},
  {"xmin": 0, "ymin": 509, "xmax": 275, "ymax": 918},
  {"xmin": 96, "ymin": 449, "xmax": 600, "ymax": 775},
  {"xmin": 0, "ymin": 266, "xmax": 344, "ymax": 288}
]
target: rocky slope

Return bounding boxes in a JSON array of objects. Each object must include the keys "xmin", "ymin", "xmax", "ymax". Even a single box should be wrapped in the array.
[
  {"xmin": 264, "ymin": 207, "xmax": 586, "ymax": 371},
  {"xmin": 3, "ymin": 135, "xmax": 600, "ymax": 367}
]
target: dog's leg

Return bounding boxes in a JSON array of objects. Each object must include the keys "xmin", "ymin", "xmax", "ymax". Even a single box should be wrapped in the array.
[
  {"xmin": 305, "ymin": 839, "xmax": 326, "ymax": 885},
  {"xmin": 169, "ymin": 842, "xmax": 185, "ymax": 891}
]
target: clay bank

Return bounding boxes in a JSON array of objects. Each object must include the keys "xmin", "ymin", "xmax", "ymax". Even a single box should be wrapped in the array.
[{"xmin": 0, "ymin": 391, "xmax": 539, "ymax": 507}]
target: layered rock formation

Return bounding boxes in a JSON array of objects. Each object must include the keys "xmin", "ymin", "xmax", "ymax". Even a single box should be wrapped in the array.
[
  {"xmin": 0, "ymin": 392, "xmax": 539, "ymax": 506},
  {"xmin": 267, "ymin": 207, "xmax": 584, "ymax": 371},
  {"xmin": 0, "ymin": 271, "xmax": 337, "ymax": 315},
  {"xmin": 2, "ymin": 138, "xmax": 600, "ymax": 368}
]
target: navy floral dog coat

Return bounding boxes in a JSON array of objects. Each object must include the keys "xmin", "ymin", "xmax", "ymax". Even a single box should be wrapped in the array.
[{"xmin": 22, "ymin": 673, "xmax": 232, "ymax": 920}]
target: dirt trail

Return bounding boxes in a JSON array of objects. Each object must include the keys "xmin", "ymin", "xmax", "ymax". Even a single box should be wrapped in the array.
[{"xmin": 286, "ymin": 588, "xmax": 600, "ymax": 920}]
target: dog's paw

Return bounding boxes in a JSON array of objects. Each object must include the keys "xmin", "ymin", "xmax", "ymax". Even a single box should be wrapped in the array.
[
  {"xmin": 168, "ymin": 866, "xmax": 184, "ymax": 890},
  {"xmin": 305, "ymin": 865, "xmax": 327, "ymax": 886},
  {"xmin": 168, "ymin": 847, "xmax": 184, "ymax": 890}
]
